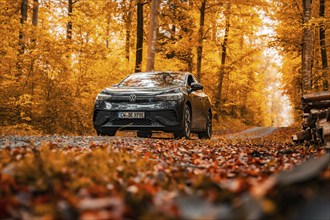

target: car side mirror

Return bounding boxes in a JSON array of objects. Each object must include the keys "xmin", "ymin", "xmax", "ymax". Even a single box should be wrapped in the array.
[{"xmin": 190, "ymin": 82, "xmax": 203, "ymax": 92}]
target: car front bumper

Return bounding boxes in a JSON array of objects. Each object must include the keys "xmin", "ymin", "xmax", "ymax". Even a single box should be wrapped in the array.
[{"xmin": 93, "ymin": 100, "xmax": 185, "ymax": 133}]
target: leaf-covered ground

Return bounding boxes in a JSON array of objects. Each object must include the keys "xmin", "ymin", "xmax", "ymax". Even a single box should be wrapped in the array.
[{"xmin": 0, "ymin": 128, "xmax": 329, "ymax": 220}]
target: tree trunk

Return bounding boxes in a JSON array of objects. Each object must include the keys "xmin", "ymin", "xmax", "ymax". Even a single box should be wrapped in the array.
[
  {"xmin": 302, "ymin": 0, "xmax": 313, "ymax": 93},
  {"xmin": 67, "ymin": 0, "xmax": 73, "ymax": 40},
  {"xmin": 186, "ymin": 0, "xmax": 193, "ymax": 72},
  {"xmin": 319, "ymin": 0, "xmax": 328, "ymax": 91},
  {"xmin": 31, "ymin": 0, "xmax": 39, "ymax": 44},
  {"xmin": 17, "ymin": 0, "xmax": 28, "ymax": 76},
  {"xmin": 214, "ymin": 4, "xmax": 231, "ymax": 120},
  {"xmin": 135, "ymin": 2, "xmax": 144, "ymax": 72},
  {"xmin": 32, "ymin": 0, "xmax": 39, "ymax": 27},
  {"xmin": 19, "ymin": 0, "xmax": 28, "ymax": 50},
  {"xmin": 124, "ymin": 0, "xmax": 134, "ymax": 61},
  {"xmin": 30, "ymin": 0, "xmax": 39, "ymax": 96},
  {"xmin": 146, "ymin": 0, "xmax": 158, "ymax": 72},
  {"xmin": 196, "ymin": 0, "xmax": 206, "ymax": 82}
]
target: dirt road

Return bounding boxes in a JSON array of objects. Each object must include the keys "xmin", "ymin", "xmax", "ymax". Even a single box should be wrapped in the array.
[
  {"xmin": 225, "ymin": 126, "xmax": 278, "ymax": 139},
  {"xmin": 0, "ymin": 126, "xmax": 284, "ymax": 149}
]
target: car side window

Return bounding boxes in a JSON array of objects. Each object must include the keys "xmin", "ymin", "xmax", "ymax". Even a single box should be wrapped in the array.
[{"xmin": 187, "ymin": 75, "xmax": 195, "ymax": 87}]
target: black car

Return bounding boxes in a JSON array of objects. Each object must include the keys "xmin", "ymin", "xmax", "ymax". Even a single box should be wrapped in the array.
[{"xmin": 93, "ymin": 71, "xmax": 212, "ymax": 139}]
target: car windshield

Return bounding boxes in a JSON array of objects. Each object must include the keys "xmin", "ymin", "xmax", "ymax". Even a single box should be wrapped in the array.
[{"xmin": 117, "ymin": 72, "xmax": 185, "ymax": 88}]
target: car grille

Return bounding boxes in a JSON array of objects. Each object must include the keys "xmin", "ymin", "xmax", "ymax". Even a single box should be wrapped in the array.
[{"xmin": 94, "ymin": 110, "xmax": 178, "ymax": 127}]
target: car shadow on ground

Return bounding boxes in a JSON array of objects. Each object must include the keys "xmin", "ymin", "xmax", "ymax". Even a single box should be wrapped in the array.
[{"xmin": 115, "ymin": 131, "xmax": 200, "ymax": 140}]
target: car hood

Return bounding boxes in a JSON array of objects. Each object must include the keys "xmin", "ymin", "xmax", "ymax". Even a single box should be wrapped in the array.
[{"xmin": 101, "ymin": 86, "xmax": 182, "ymax": 96}]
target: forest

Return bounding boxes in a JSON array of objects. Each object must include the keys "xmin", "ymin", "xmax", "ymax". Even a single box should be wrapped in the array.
[
  {"xmin": 1, "ymin": 1, "xmax": 330, "ymax": 219},
  {"xmin": 0, "ymin": 0, "xmax": 329, "ymax": 135}
]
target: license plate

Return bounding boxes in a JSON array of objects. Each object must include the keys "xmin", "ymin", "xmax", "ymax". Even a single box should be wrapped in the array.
[{"xmin": 118, "ymin": 112, "xmax": 145, "ymax": 119}]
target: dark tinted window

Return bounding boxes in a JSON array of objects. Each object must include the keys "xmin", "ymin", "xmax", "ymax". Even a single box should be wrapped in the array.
[
  {"xmin": 187, "ymin": 75, "xmax": 196, "ymax": 86},
  {"xmin": 118, "ymin": 72, "xmax": 185, "ymax": 88}
]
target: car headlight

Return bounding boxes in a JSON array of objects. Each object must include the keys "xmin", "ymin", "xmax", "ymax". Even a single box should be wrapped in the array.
[
  {"xmin": 95, "ymin": 93, "xmax": 112, "ymax": 101},
  {"xmin": 156, "ymin": 93, "xmax": 184, "ymax": 101}
]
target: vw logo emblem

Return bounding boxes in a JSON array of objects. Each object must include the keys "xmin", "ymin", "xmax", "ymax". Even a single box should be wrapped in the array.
[{"xmin": 129, "ymin": 94, "xmax": 136, "ymax": 102}]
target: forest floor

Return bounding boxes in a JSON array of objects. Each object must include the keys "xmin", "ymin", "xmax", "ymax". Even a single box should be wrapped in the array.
[{"xmin": 0, "ymin": 127, "xmax": 329, "ymax": 220}]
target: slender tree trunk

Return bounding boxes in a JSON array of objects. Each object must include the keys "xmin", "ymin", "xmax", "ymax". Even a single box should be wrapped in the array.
[
  {"xmin": 186, "ymin": 0, "xmax": 193, "ymax": 72},
  {"xmin": 124, "ymin": 0, "xmax": 134, "ymax": 61},
  {"xmin": 67, "ymin": 0, "xmax": 73, "ymax": 40},
  {"xmin": 214, "ymin": 4, "xmax": 231, "ymax": 120},
  {"xmin": 19, "ymin": 0, "xmax": 28, "ymax": 51},
  {"xmin": 106, "ymin": 15, "xmax": 110, "ymax": 49},
  {"xmin": 32, "ymin": 0, "xmax": 39, "ymax": 27},
  {"xmin": 31, "ymin": 0, "xmax": 39, "ymax": 45},
  {"xmin": 196, "ymin": 0, "xmax": 206, "ymax": 82},
  {"xmin": 30, "ymin": 0, "xmax": 39, "ymax": 97},
  {"xmin": 146, "ymin": 0, "xmax": 158, "ymax": 72},
  {"xmin": 17, "ymin": 0, "xmax": 28, "ymax": 76},
  {"xmin": 319, "ymin": 0, "xmax": 328, "ymax": 91},
  {"xmin": 302, "ymin": 0, "xmax": 313, "ymax": 93},
  {"xmin": 135, "ymin": 2, "xmax": 144, "ymax": 72}
]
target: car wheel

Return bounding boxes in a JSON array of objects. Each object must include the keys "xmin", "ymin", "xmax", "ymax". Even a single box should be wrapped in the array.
[
  {"xmin": 137, "ymin": 131, "xmax": 152, "ymax": 138},
  {"xmin": 198, "ymin": 112, "xmax": 212, "ymax": 139},
  {"xmin": 174, "ymin": 105, "xmax": 191, "ymax": 139}
]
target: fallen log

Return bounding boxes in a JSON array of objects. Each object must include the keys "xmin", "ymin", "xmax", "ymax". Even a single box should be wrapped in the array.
[{"xmin": 302, "ymin": 91, "xmax": 330, "ymax": 103}]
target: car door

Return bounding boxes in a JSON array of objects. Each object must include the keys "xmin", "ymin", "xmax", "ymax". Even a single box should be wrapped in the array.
[
  {"xmin": 196, "ymin": 89, "xmax": 210, "ymax": 130},
  {"xmin": 187, "ymin": 75, "xmax": 205, "ymax": 130}
]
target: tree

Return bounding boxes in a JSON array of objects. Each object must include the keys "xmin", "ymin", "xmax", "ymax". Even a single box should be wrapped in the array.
[
  {"xmin": 27, "ymin": 0, "xmax": 39, "ymax": 96},
  {"xmin": 146, "ymin": 0, "xmax": 159, "ymax": 71},
  {"xmin": 319, "ymin": 0, "xmax": 328, "ymax": 91},
  {"xmin": 301, "ymin": 0, "xmax": 313, "ymax": 93},
  {"xmin": 196, "ymin": 0, "xmax": 206, "ymax": 81},
  {"xmin": 67, "ymin": 0, "xmax": 73, "ymax": 40},
  {"xmin": 135, "ymin": 1, "xmax": 144, "ymax": 72},
  {"xmin": 32, "ymin": 0, "xmax": 39, "ymax": 27},
  {"xmin": 214, "ymin": 3, "xmax": 231, "ymax": 119},
  {"xmin": 122, "ymin": 0, "xmax": 134, "ymax": 61},
  {"xmin": 17, "ymin": 0, "xmax": 28, "ymax": 76}
]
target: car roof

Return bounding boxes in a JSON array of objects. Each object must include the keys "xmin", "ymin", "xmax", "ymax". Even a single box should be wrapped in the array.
[
  {"xmin": 133, "ymin": 71, "xmax": 193, "ymax": 80},
  {"xmin": 134, "ymin": 71, "xmax": 189, "ymax": 75}
]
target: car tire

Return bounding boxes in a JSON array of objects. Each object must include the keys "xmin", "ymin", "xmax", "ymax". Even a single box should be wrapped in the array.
[
  {"xmin": 174, "ymin": 105, "xmax": 191, "ymax": 139},
  {"xmin": 198, "ymin": 111, "xmax": 212, "ymax": 139},
  {"xmin": 137, "ymin": 131, "xmax": 152, "ymax": 138}
]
